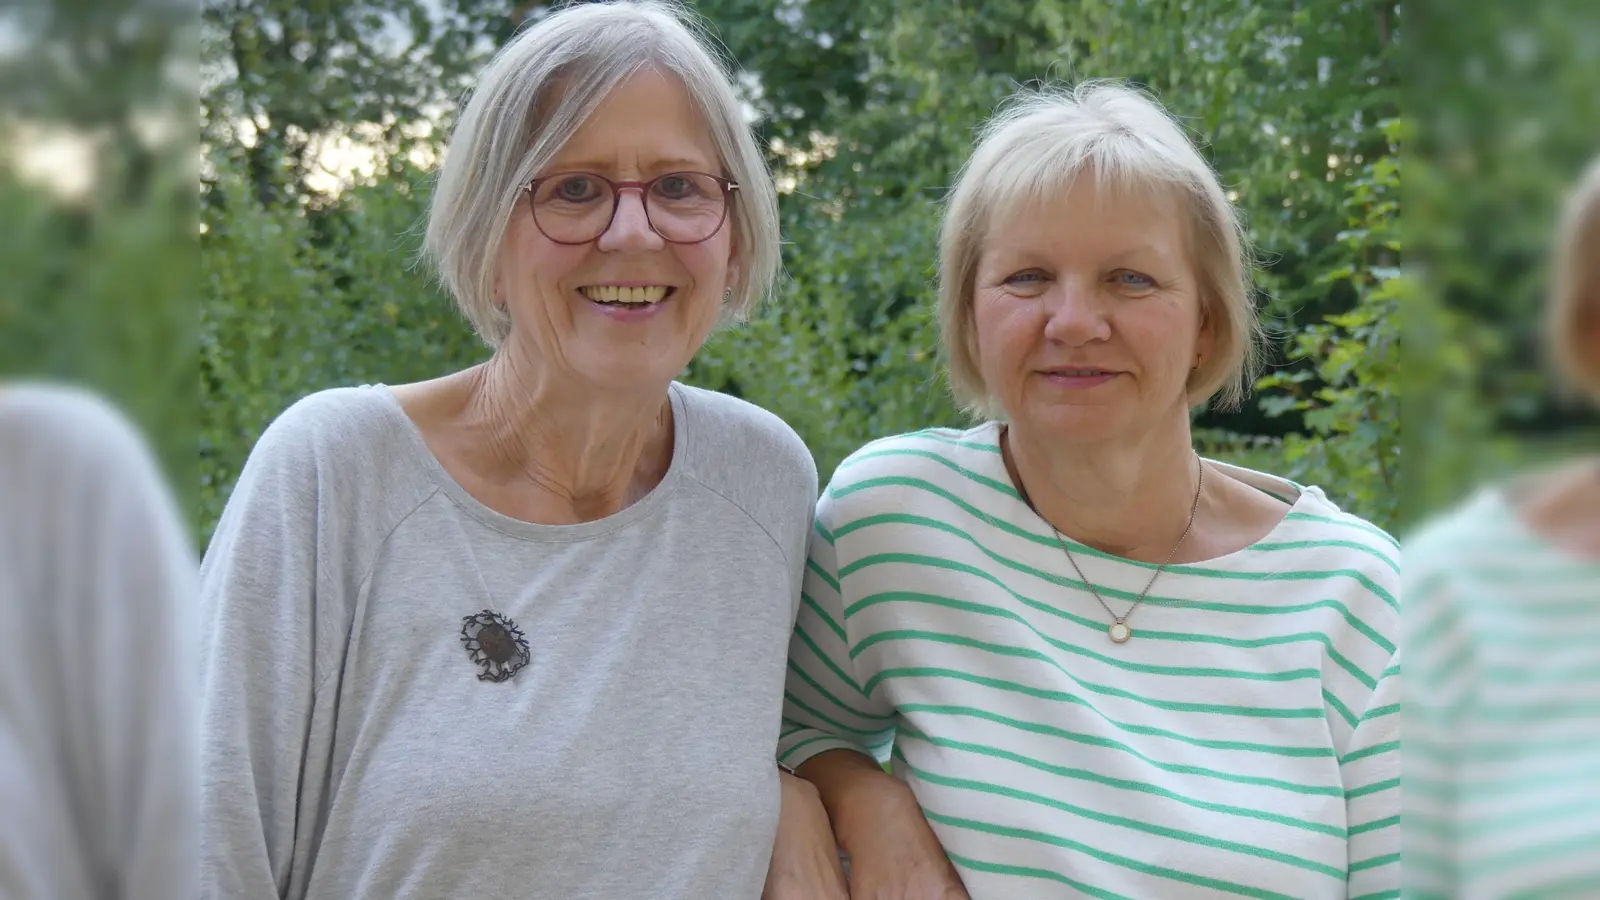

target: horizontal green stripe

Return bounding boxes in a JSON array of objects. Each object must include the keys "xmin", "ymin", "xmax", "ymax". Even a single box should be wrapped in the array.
[
  {"xmin": 793, "ymin": 621, "xmax": 869, "ymax": 697},
  {"xmin": 904, "ymin": 756, "xmax": 1345, "ymax": 878},
  {"xmin": 846, "ymin": 589, "xmax": 1379, "ymax": 688},
  {"xmin": 943, "ymin": 851, "xmax": 1135, "ymax": 900},
  {"xmin": 837, "ymin": 447, "xmax": 1018, "ymax": 497},
  {"xmin": 898, "ymin": 702, "xmax": 1340, "ymax": 795},
  {"xmin": 1350, "ymin": 845, "xmax": 1401, "ymax": 871},
  {"xmin": 782, "ymin": 690, "xmax": 885, "ymax": 739},
  {"xmin": 841, "ymin": 551, "xmax": 1395, "ymax": 657},
  {"xmin": 799, "ymin": 590, "xmax": 846, "ymax": 642},
  {"xmin": 853, "ymin": 627, "xmax": 1321, "ymax": 683},
  {"xmin": 867, "ymin": 665, "xmax": 1322, "ymax": 719},
  {"xmin": 1469, "ymin": 827, "xmax": 1600, "ymax": 877},
  {"xmin": 1348, "ymin": 890, "xmax": 1400, "ymax": 900},
  {"xmin": 896, "ymin": 724, "xmax": 1346, "ymax": 837},
  {"xmin": 1342, "ymin": 740, "xmax": 1399, "ymax": 765},
  {"xmin": 805, "ymin": 555, "xmax": 839, "ymax": 593},
  {"xmin": 831, "ymin": 480, "xmax": 1400, "ymax": 609},
  {"xmin": 1346, "ymin": 777, "xmax": 1399, "ymax": 800},
  {"xmin": 902, "ymin": 428, "xmax": 1002, "ymax": 453},
  {"xmin": 901, "ymin": 687, "xmax": 1331, "ymax": 757},
  {"xmin": 1349, "ymin": 815, "xmax": 1399, "ymax": 836},
  {"xmin": 1366, "ymin": 703, "xmax": 1399, "ymax": 718},
  {"xmin": 1456, "ymin": 791, "xmax": 1600, "ymax": 839},
  {"xmin": 924, "ymin": 807, "xmax": 1310, "ymax": 900},
  {"xmin": 1254, "ymin": 538, "xmax": 1399, "ymax": 575},
  {"xmin": 1285, "ymin": 510, "xmax": 1397, "ymax": 549},
  {"xmin": 787, "ymin": 659, "xmax": 892, "ymax": 727}
]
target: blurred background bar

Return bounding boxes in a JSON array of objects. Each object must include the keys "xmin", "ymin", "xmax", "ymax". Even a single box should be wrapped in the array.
[
  {"xmin": 1404, "ymin": 0, "xmax": 1600, "ymax": 896},
  {"xmin": 0, "ymin": 0, "xmax": 197, "ymax": 515},
  {"xmin": 1403, "ymin": 0, "xmax": 1600, "ymax": 517}
]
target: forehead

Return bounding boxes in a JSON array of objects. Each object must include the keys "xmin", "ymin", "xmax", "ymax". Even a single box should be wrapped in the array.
[
  {"xmin": 547, "ymin": 68, "xmax": 720, "ymax": 173},
  {"xmin": 981, "ymin": 175, "xmax": 1189, "ymax": 263}
]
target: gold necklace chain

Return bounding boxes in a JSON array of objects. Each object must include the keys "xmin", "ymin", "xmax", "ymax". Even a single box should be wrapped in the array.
[{"xmin": 1015, "ymin": 451, "xmax": 1204, "ymax": 645}]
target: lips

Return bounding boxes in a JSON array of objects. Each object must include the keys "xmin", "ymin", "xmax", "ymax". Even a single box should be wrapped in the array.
[
  {"xmin": 1042, "ymin": 367, "xmax": 1116, "ymax": 377},
  {"xmin": 578, "ymin": 285, "xmax": 674, "ymax": 306}
]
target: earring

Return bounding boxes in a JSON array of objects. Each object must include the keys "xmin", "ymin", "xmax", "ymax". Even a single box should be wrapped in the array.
[{"xmin": 722, "ymin": 287, "xmax": 734, "ymax": 304}]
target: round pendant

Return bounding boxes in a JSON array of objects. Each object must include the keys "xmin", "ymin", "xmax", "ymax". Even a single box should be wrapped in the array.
[{"xmin": 1108, "ymin": 622, "xmax": 1132, "ymax": 643}]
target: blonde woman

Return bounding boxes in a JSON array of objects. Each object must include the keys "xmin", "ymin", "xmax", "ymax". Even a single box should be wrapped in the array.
[
  {"xmin": 777, "ymin": 82, "xmax": 1401, "ymax": 899},
  {"xmin": 1405, "ymin": 156, "xmax": 1600, "ymax": 897}
]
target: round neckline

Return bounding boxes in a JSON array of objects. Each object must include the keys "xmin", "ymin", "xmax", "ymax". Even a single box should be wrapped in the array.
[
  {"xmin": 372, "ymin": 381, "xmax": 690, "ymax": 543},
  {"xmin": 971, "ymin": 420, "xmax": 1320, "ymax": 570}
]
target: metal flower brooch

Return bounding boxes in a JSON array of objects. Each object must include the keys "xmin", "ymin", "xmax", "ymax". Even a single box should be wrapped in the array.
[{"xmin": 460, "ymin": 610, "xmax": 531, "ymax": 682}]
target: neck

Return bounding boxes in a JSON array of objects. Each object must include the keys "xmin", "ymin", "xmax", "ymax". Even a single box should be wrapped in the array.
[
  {"xmin": 1516, "ymin": 455, "xmax": 1600, "ymax": 559},
  {"xmin": 1003, "ymin": 412, "xmax": 1202, "ymax": 562},
  {"xmin": 462, "ymin": 342, "xmax": 673, "ymax": 521}
]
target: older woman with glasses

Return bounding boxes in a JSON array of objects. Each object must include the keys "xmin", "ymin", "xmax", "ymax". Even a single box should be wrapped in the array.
[
  {"xmin": 776, "ymin": 82, "xmax": 1401, "ymax": 899},
  {"xmin": 198, "ymin": 3, "xmax": 843, "ymax": 898}
]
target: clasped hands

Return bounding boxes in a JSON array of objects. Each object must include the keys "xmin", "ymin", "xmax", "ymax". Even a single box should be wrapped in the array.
[{"xmin": 763, "ymin": 768, "xmax": 969, "ymax": 900}]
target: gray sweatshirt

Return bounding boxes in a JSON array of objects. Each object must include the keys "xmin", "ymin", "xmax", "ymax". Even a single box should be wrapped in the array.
[
  {"xmin": 198, "ymin": 382, "xmax": 818, "ymax": 899},
  {"xmin": 0, "ymin": 384, "xmax": 198, "ymax": 900}
]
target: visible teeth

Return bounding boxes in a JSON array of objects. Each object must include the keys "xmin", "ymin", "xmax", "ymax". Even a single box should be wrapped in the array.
[{"xmin": 581, "ymin": 285, "xmax": 670, "ymax": 305}]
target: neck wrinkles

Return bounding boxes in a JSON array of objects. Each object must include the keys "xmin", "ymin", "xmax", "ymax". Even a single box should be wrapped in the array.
[{"xmin": 465, "ymin": 342, "xmax": 673, "ymax": 521}]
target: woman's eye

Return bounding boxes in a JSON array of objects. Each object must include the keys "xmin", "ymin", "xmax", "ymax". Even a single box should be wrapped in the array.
[
  {"xmin": 1115, "ymin": 271, "xmax": 1156, "ymax": 288},
  {"xmin": 1004, "ymin": 271, "xmax": 1044, "ymax": 285},
  {"xmin": 656, "ymin": 176, "xmax": 692, "ymax": 198},
  {"xmin": 555, "ymin": 177, "xmax": 598, "ymax": 200}
]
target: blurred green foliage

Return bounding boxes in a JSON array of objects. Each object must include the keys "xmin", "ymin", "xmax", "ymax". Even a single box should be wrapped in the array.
[
  {"xmin": 193, "ymin": 0, "xmax": 1408, "ymax": 544},
  {"xmin": 0, "ymin": 0, "xmax": 195, "ymax": 512},
  {"xmin": 1402, "ymin": 0, "xmax": 1600, "ymax": 520}
]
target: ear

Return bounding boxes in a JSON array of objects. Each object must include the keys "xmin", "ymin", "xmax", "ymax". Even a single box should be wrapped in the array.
[
  {"xmin": 1194, "ymin": 298, "xmax": 1217, "ymax": 369},
  {"xmin": 724, "ymin": 227, "xmax": 743, "ymax": 298}
]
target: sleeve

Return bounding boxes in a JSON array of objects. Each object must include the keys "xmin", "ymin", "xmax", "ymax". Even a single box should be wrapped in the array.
[
  {"xmin": 197, "ymin": 414, "xmax": 328, "ymax": 900},
  {"xmin": 2, "ymin": 388, "xmax": 200, "ymax": 900},
  {"xmin": 1399, "ymin": 567, "xmax": 1471, "ymax": 900},
  {"xmin": 777, "ymin": 492, "xmax": 900, "ymax": 770},
  {"xmin": 87, "ymin": 413, "xmax": 201, "ymax": 900},
  {"xmin": 1341, "ymin": 650, "xmax": 1401, "ymax": 899}
]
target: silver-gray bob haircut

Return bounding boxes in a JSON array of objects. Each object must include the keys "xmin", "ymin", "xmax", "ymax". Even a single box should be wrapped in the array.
[{"xmin": 424, "ymin": 0, "xmax": 780, "ymax": 347}]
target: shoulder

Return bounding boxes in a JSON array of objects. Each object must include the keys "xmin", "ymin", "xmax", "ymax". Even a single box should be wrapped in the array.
[
  {"xmin": 1400, "ymin": 489, "xmax": 1511, "ymax": 601},
  {"xmin": 0, "ymin": 383, "xmax": 183, "ymax": 539},
  {"xmin": 674, "ymin": 382, "xmax": 817, "ymax": 501},
  {"xmin": 250, "ymin": 385, "xmax": 405, "ymax": 466},
  {"xmin": 1217, "ymin": 462, "xmax": 1402, "ymax": 575},
  {"xmin": 214, "ymin": 385, "xmax": 437, "ymax": 543},
  {"xmin": 0, "ymin": 382, "xmax": 158, "ymax": 476},
  {"xmin": 819, "ymin": 422, "xmax": 1008, "ymax": 522}
]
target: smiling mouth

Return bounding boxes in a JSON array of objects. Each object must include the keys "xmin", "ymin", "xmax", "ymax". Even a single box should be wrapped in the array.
[
  {"xmin": 1046, "ymin": 368, "xmax": 1115, "ymax": 377},
  {"xmin": 578, "ymin": 285, "xmax": 674, "ymax": 306}
]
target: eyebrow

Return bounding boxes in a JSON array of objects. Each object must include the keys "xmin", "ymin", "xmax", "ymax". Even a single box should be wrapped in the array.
[{"xmin": 544, "ymin": 156, "xmax": 718, "ymax": 175}]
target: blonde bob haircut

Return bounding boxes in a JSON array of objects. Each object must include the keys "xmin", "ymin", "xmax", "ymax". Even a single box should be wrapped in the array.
[
  {"xmin": 1547, "ymin": 153, "xmax": 1600, "ymax": 401},
  {"xmin": 938, "ymin": 80, "xmax": 1262, "ymax": 417},
  {"xmin": 424, "ymin": 0, "xmax": 780, "ymax": 347}
]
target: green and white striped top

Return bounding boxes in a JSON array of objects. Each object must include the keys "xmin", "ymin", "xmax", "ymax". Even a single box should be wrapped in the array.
[
  {"xmin": 778, "ymin": 424, "xmax": 1401, "ymax": 900},
  {"xmin": 1404, "ymin": 487, "xmax": 1600, "ymax": 898}
]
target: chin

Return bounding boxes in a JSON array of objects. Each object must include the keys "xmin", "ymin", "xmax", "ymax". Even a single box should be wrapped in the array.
[
  {"xmin": 1018, "ymin": 405, "xmax": 1132, "ymax": 442},
  {"xmin": 579, "ymin": 352, "xmax": 690, "ymax": 393}
]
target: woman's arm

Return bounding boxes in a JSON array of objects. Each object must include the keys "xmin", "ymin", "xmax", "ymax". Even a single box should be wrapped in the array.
[
  {"xmin": 777, "ymin": 498, "xmax": 968, "ymax": 897},
  {"xmin": 763, "ymin": 770, "xmax": 849, "ymax": 900},
  {"xmin": 198, "ymin": 412, "xmax": 329, "ymax": 899}
]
